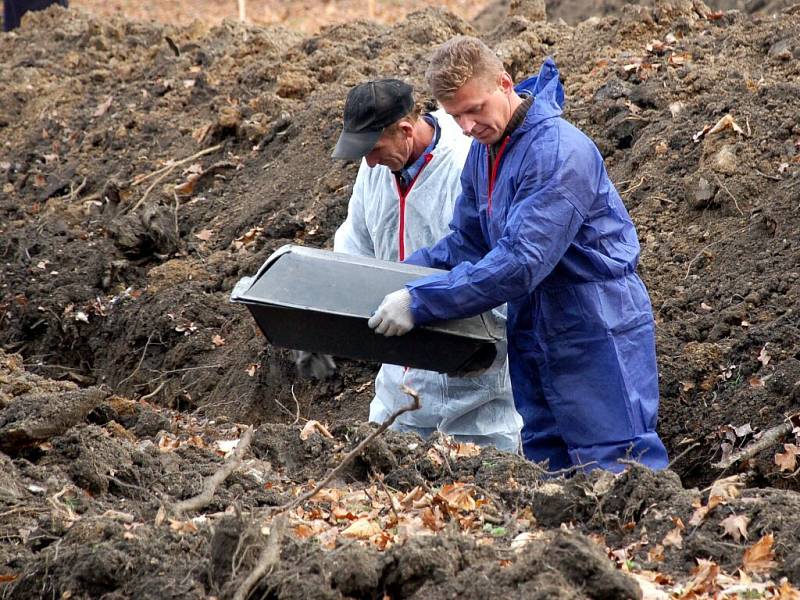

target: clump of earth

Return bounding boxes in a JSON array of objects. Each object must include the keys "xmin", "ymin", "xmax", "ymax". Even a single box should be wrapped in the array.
[{"xmin": 2, "ymin": 0, "xmax": 800, "ymax": 597}]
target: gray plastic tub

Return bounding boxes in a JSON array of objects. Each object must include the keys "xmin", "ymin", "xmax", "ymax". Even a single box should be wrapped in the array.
[{"xmin": 230, "ymin": 245, "xmax": 505, "ymax": 373}]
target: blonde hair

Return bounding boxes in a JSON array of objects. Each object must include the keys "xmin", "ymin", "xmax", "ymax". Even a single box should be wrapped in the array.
[{"xmin": 426, "ymin": 36, "xmax": 504, "ymax": 100}]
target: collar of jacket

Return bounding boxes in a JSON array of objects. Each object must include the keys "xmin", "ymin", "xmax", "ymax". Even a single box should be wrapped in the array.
[{"xmin": 510, "ymin": 57, "xmax": 565, "ymax": 138}]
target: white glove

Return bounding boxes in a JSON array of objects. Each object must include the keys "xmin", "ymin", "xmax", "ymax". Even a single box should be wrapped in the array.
[{"xmin": 367, "ymin": 288, "xmax": 414, "ymax": 337}]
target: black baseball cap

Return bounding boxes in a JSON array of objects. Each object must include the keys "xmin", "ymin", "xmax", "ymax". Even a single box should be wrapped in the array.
[{"xmin": 332, "ymin": 79, "xmax": 414, "ymax": 160}]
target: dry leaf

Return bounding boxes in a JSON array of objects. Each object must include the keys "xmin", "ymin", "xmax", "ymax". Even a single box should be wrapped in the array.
[
  {"xmin": 331, "ymin": 506, "xmax": 357, "ymax": 521},
  {"xmin": 647, "ymin": 544, "xmax": 665, "ymax": 563},
  {"xmin": 689, "ymin": 503, "xmax": 711, "ymax": 527},
  {"xmin": 187, "ymin": 435, "xmax": 205, "ymax": 449},
  {"xmin": 292, "ymin": 523, "xmax": 315, "ymax": 539},
  {"xmin": 757, "ymin": 344, "xmax": 771, "ymax": 367},
  {"xmin": 510, "ymin": 532, "xmax": 537, "ymax": 552},
  {"xmin": 317, "ymin": 526, "xmax": 338, "ymax": 550},
  {"xmin": 215, "ymin": 439, "xmax": 239, "ymax": 455},
  {"xmin": 625, "ymin": 100, "xmax": 642, "ymax": 114},
  {"xmin": 192, "ymin": 122, "xmax": 214, "ymax": 144},
  {"xmin": 426, "ymin": 446, "xmax": 445, "ymax": 465},
  {"xmin": 742, "ymin": 533, "xmax": 776, "ymax": 574},
  {"xmin": 194, "ymin": 228, "xmax": 214, "ymax": 241},
  {"xmin": 158, "ymin": 434, "xmax": 180, "ymax": 452},
  {"xmin": 245, "ymin": 364, "xmax": 258, "ymax": 377},
  {"xmin": 668, "ymin": 52, "xmax": 691, "ymax": 66},
  {"xmin": 174, "ymin": 176, "xmax": 198, "ymax": 195},
  {"xmin": 341, "ymin": 518, "xmax": 381, "ymax": 539},
  {"xmin": 708, "ymin": 113, "xmax": 744, "ymax": 137},
  {"xmin": 693, "ymin": 124, "xmax": 712, "ymax": 143},
  {"xmin": 0, "ymin": 574, "xmax": 18, "ymax": 583},
  {"xmin": 232, "ymin": 226, "xmax": 264, "ymax": 252},
  {"xmin": 438, "ymin": 483, "xmax": 477, "ymax": 512},
  {"xmin": 720, "ymin": 514, "xmax": 750, "ymax": 542},
  {"xmin": 311, "ymin": 488, "xmax": 341, "ymax": 503},
  {"xmin": 454, "ymin": 442, "xmax": 481, "ymax": 458},
  {"xmin": 662, "ymin": 526, "xmax": 683, "ymax": 548},
  {"xmin": 709, "ymin": 475, "xmax": 744, "ymax": 500},
  {"xmin": 169, "ymin": 519, "xmax": 199, "ymax": 534},
  {"xmin": 630, "ymin": 573, "xmax": 671, "ymax": 600},
  {"xmin": 300, "ymin": 420, "xmax": 333, "ymax": 441},
  {"xmin": 775, "ymin": 444, "xmax": 800, "ymax": 472},
  {"xmin": 211, "ymin": 334, "xmax": 226, "ymax": 347},
  {"xmin": 683, "ymin": 559, "xmax": 720, "ymax": 596},
  {"xmin": 420, "ymin": 506, "xmax": 445, "ymax": 531},
  {"xmin": 749, "ymin": 376, "xmax": 765, "ymax": 388},
  {"xmin": 646, "ymin": 39, "xmax": 669, "ymax": 54},
  {"xmin": 777, "ymin": 580, "xmax": 800, "ymax": 599},
  {"xmin": 93, "ymin": 95, "xmax": 113, "ymax": 117},
  {"xmin": 689, "ymin": 490, "xmax": 725, "ymax": 527}
]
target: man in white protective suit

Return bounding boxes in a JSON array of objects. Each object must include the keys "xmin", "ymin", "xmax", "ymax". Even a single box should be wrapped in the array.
[{"xmin": 326, "ymin": 78, "xmax": 522, "ymax": 451}]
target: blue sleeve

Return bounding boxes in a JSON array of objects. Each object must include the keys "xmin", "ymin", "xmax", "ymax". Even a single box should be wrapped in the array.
[
  {"xmin": 404, "ymin": 146, "xmax": 489, "ymax": 269},
  {"xmin": 407, "ymin": 142, "xmax": 593, "ymax": 324}
]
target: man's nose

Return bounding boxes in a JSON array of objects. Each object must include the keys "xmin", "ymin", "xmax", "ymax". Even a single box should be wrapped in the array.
[{"xmin": 456, "ymin": 116, "xmax": 474, "ymax": 136}]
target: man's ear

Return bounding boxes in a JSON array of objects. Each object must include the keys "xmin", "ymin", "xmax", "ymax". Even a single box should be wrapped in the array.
[
  {"xmin": 398, "ymin": 120, "xmax": 415, "ymax": 137},
  {"xmin": 498, "ymin": 71, "xmax": 514, "ymax": 95}
]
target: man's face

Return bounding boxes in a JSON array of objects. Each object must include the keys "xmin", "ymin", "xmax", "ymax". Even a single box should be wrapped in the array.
[
  {"xmin": 440, "ymin": 72, "xmax": 514, "ymax": 145},
  {"xmin": 364, "ymin": 123, "xmax": 413, "ymax": 171}
]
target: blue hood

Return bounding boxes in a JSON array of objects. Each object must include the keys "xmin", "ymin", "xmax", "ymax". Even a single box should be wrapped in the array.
[{"xmin": 514, "ymin": 57, "xmax": 564, "ymax": 127}]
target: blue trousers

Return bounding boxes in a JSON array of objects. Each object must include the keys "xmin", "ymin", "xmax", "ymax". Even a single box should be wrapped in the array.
[{"xmin": 507, "ymin": 275, "xmax": 669, "ymax": 472}]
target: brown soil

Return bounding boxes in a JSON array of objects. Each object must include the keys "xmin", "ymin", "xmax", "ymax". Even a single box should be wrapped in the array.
[{"xmin": 2, "ymin": 0, "xmax": 800, "ymax": 598}]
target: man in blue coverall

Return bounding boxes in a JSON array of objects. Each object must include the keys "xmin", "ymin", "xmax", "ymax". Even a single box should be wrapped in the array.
[{"xmin": 367, "ymin": 35, "xmax": 669, "ymax": 473}]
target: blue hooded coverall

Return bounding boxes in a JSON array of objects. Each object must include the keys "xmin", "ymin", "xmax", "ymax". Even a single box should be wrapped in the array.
[{"xmin": 404, "ymin": 58, "xmax": 669, "ymax": 472}]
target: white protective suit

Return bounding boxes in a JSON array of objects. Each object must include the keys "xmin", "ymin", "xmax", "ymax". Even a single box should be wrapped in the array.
[{"xmin": 333, "ymin": 110, "xmax": 522, "ymax": 452}]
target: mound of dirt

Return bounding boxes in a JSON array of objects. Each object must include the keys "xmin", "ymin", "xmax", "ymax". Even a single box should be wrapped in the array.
[
  {"xmin": 2, "ymin": 0, "xmax": 800, "ymax": 597},
  {"xmin": 2, "ymin": 350, "xmax": 800, "ymax": 598}
]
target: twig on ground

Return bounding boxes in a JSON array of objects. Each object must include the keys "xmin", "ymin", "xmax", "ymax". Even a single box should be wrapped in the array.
[
  {"xmin": 374, "ymin": 474, "xmax": 400, "ymax": 524},
  {"xmin": 231, "ymin": 513, "xmax": 287, "ymax": 600},
  {"xmin": 754, "ymin": 169, "xmax": 781, "ymax": 181},
  {"xmin": 61, "ymin": 176, "xmax": 87, "ymax": 202},
  {"xmin": 118, "ymin": 333, "xmax": 155, "ymax": 387},
  {"xmin": 289, "ymin": 385, "xmax": 301, "ymax": 425},
  {"xmin": 140, "ymin": 381, "xmax": 165, "ymax": 401},
  {"xmin": 714, "ymin": 174, "xmax": 743, "ymax": 216},
  {"xmin": 667, "ymin": 442, "xmax": 701, "ymax": 469},
  {"xmin": 274, "ymin": 385, "xmax": 421, "ymax": 515},
  {"xmin": 620, "ymin": 176, "xmax": 645, "ymax": 196},
  {"xmin": 172, "ymin": 426, "xmax": 254, "ymax": 516},
  {"xmin": 173, "ymin": 191, "xmax": 181, "ymax": 244},
  {"xmin": 128, "ymin": 144, "xmax": 222, "ymax": 213},
  {"xmin": 712, "ymin": 420, "xmax": 794, "ymax": 470},
  {"xmin": 131, "ymin": 144, "xmax": 222, "ymax": 186},
  {"xmin": 232, "ymin": 387, "xmax": 421, "ymax": 600},
  {"xmin": 684, "ymin": 225, "xmax": 750, "ymax": 280}
]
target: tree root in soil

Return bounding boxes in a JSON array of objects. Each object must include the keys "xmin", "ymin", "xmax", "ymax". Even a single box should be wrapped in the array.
[
  {"xmin": 231, "ymin": 385, "xmax": 422, "ymax": 600},
  {"xmin": 712, "ymin": 417, "xmax": 796, "ymax": 470},
  {"xmin": 171, "ymin": 425, "xmax": 255, "ymax": 517}
]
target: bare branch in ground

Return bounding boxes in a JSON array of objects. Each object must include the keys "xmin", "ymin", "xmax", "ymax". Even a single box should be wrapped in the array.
[
  {"xmin": 274, "ymin": 384, "xmax": 421, "ymax": 515},
  {"xmin": 172, "ymin": 426, "xmax": 254, "ymax": 516},
  {"xmin": 231, "ymin": 513, "xmax": 287, "ymax": 600},
  {"xmin": 712, "ymin": 420, "xmax": 793, "ymax": 470},
  {"xmin": 128, "ymin": 144, "xmax": 222, "ymax": 213},
  {"xmin": 231, "ymin": 386, "xmax": 421, "ymax": 600}
]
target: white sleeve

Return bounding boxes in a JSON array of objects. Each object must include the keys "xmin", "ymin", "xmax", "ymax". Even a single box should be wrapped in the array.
[{"xmin": 333, "ymin": 161, "xmax": 375, "ymax": 258}]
